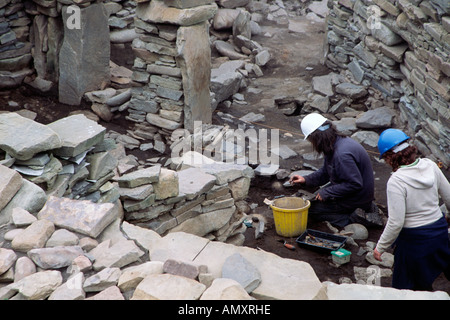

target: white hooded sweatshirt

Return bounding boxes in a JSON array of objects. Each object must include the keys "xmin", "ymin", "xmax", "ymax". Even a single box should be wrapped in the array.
[{"xmin": 376, "ymin": 158, "xmax": 450, "ymax": 253}]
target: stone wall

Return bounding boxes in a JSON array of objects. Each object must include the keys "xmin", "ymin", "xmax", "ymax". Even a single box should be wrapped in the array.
[
  {"xmin": 0, "ymin": 0, "xmax": 136, "ymax": 97},
  {"xmin": 127, "ymin": 0, "xmax": 217, "ymax": 154},
  {"xmin": 326, "ymin": 0, "xmax": 450, "ymax": 167},
  {"xmin": 0, "ymin": 112, "xmax": 253, "ymax": 244}
]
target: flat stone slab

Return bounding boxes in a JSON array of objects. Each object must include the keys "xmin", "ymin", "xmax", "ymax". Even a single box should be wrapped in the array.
[
  {"xmin": 47, "ymin": 114, "xmax": 106, "ymax": 158},
  {"xmin": 0, "ymin": 113, "xmax": 62, "ymax": 160},
  {"xmin": 177, "ymin": 167, "xmax": 216, "ymax": 200},
  {"xmin": 37, "ymin": 196, "xmax": 120, "ymax": 238}
]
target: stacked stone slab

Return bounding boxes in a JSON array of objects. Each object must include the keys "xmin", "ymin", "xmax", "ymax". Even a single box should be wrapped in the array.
[
  {"xmin": 326, "ymin": 0, "xmax": 450, "ymax": 167},
  {"xmin": 128, "ymin": 0, "xmax": 217, "ymax": 154},
  {"xmin": 118, "ymin": 156, "xmax": 254, "ymax": 245},
  {"xmin": 0, "ymin": 0, "xmax": 33, "ymax": 89}
]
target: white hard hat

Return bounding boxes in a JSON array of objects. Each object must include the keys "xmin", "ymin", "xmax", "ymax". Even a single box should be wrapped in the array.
[{"xmin": 300, "ymin": 113, "xmax": 328, "ymax": 140}]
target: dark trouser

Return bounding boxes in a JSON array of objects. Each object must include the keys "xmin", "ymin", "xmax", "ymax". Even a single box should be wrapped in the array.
[
  {"xmin": 392, "ymin": 216, "xmax": 450, "ymax": 291},
  {"xmin": 307, "ymin": 199, "xmax": 355, "ymax": 228}
]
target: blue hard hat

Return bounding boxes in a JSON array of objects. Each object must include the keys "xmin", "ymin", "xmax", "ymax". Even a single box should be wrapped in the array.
[{"xmin": 377, "ymin": 129, "xmax": 410, "ymax": 159}]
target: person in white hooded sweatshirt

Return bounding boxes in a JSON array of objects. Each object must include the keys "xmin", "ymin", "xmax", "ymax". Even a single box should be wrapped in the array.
[{"xmin": 374, "ymin": 129, "xmax": 450, "ymax": 291}]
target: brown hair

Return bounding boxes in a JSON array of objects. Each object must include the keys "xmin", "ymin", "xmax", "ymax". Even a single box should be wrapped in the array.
[
  {"xmin": 307, "ymin": 121, "xmax": 344, "ymax": 156},
  {"xmin": 382, "ymin": 145, "xmax": 418, "ymax": 172}
]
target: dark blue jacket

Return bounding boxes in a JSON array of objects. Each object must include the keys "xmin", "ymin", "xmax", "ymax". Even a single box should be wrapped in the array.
[{"xmin": 304, "ymin": 136, "xmax": 374, "ymax": 210}]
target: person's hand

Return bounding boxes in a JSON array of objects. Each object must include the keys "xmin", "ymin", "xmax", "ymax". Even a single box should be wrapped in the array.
[
  {"xmin": 289, "ymin": 175, "xmax": 305, "ymax": 185},
  {"xmin": 315, "ymin": 193, "xmax": 323, "ymax": 201},
  {"xmin": 373, "ymin": 248, "xmax": 382, "ymax": 261}
]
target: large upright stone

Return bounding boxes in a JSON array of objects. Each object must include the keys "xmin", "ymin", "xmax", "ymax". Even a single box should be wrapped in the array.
[
  {"xmin": 37, "ymin": 196, "xmax": 120, "ymax": 238},
  {"xmin": 164, "ymin": 0, "xmax": 214, "ymax": 8},
  {"xmin": 177, "ymin": 22, "xmax": 212, "ymax": 131},
  {"xmin": 0, "ymin": 113, "xmax": 61, "ymax": 160},
  {"xmin": 47, "ymin": 114, "xmax": 106, "ymax": 157},
  {"xmin": 59, "ymin": 3, "xmax": 110, "ymax": 105}
]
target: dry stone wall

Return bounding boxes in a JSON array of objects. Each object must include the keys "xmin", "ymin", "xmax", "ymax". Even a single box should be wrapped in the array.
[
  {"xmin": 326, "ymin": 0, "xmax": 450, "ymax": 167},
  {"xmin": 128, "ymin": 0, "xmax": 217, "ymax": 153}
]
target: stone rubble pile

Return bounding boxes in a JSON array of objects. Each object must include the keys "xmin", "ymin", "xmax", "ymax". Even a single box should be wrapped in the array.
[
  {"xmin": 0, "ymin": 112, "xmax": 115, "ymax": 226},
  {"xmin": 325, "ymin": 0, "xmax": 450, "ymax": 167},
  {"xmin": 1, "ymin": 219, "xmax": 448, "ymax": 300},
  {"xmin": 0, "ymin": 111, "xmax": 255, "ymax": 243}
]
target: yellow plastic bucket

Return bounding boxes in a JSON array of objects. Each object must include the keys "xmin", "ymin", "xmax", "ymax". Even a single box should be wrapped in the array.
[{"xmin": 270, "ymin": 197, "xmax": 311, "ymax": 237}]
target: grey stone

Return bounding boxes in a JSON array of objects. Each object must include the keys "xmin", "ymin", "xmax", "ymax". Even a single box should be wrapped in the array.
[
  {"xmin": 14, "ymin": 257, "xmax": 36, "ymax": 282},
  {"xmin": 0, "ymin": 113, "xmax": 61, "ymax": 160},
  {"xmin": 136, "ymin": 0, "xmax": 217, "ymax": 26},
  {"xmin": 86, "ymin": 151, "xmax": 118, "ymax": 181},
  {"xmin": 177, "ymin": 167, "xmax": 216, "ymax": 200},
  {"xmin": 59, "ymin": 3, "xmax": 110, "ymax": 105},
  {"xmin": 0, "ymin": 248, "xmax": 17, "ymax": 275},
  {"xmin": 200, "ymin": 278, "xmax": 252, "ymax": 300},
  {"xmin": 146, "ymin": 113, "xmax": 182, "ymax": 130},
  {"xmin": 233, "ymin": 9, "xmax": 251, "ymax": 40},
  {"xmin": 170, "ymin": 205, "xmax": 236, "ymax": 236},
  {"xmin": 119, "ymin": 184, "xmax": 154, "ymax": 201},
  {"xmin": 221, "ymin": 253, "xmax": 261, "ymax": 293},
  {"xmin": 163, "ymin": 0, "xmax": 215, "ymax": 9},
  {"xmin": 211, "ymin": 69, "xmax": 243, "ymax": 105},
  {"xmin": 218, "ymin": 0, "xmax": 250, "ymax": 9},
  {"xmin": 48, "ymin": 272, "xmax": 85, "ymax": 300},
  {"xmin": 45, "ymin": 229, "xmax": 79, "ymax": 247},
  {"xmin": 335, "ymin": 83, "xmax": 368, "ymax": 99},
  {"xmin": 312, "ymin": 74, "xmax": 335, "ymax": 96},
  {"xmin": 355, "ymin": 107, "xmax": 394, "ymax": 129},
  {"xmin": 83, "ymin": 267, "xmax": 122, "ymax": 292},
  {"xmin": 0, "ymin": 179, "xmax": 47, "ymax": 226},
  {"xmin": 351, "ymin": 131, "xmax": 380, "ymax": 148},
  {"xmin": 118, "ymin": 261, "xmax": 164, "ymax": 292},
  {"xmin": 92, "ymin": 239, "xmax": 145, "ymax": 271},
  {"xmin": 11, "ymin": 208, "xmax": 37, "ymax": 227},
  {"xmin": 214, "ymin": 40, "xmax": 248, "ymax": 60},
  {"xmin": 47, "ymin": 114, "xmax": 106, "ymax": 158},
  {"xmin": 8, "ymin": 270, "xmax": 63, "ymax": 300},
  {"xmin": 332, "ymin": 117, "xmax": 358, "ymax": 136},
  {"xmin": 272, "ymin": 145, "xmax": 297, "ymax": 160},
  {"xmin": 163, "ymin": 258, "xmax": 200, "ymax": 279},
  {"xmin": 117, "ymin": 165, "xmax": 161, "ymax": 188},
  {"xmin": 371, "ymin": 22, "xmax": 404, "ymax": 46},
  {"xmin": 37, "ymin": 196, "xmax": 120, "ymax": 238},
  {"xmin": 177, "ymin": 22, "xmax": 213, "ymax": 131},
  {"xmin": 11, "ymin": 219, "xmax": 55, "ymax": 252},
  {"xmin": 27, "ymin": 246, "xmax": 85, "ymax": 269},
  {"xmin": 0, "ymin": 164, "xmax": 23, "ymax": 212},
  {"xmin": 343, "ymin": 223, "xmax": 369, "ymax": 240},
  {"xmin": 131, "ymin": 273, "xmax": 206, "ymax": 300},
  {"xmin": 153, "ymin": 168, "xmax": 179, "ymax": 200}
]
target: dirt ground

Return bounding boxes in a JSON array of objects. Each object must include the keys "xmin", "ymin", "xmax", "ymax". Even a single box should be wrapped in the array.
[{"xmin": 0, "ymin": 14, "xmax": 449, "ymax": 295}]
